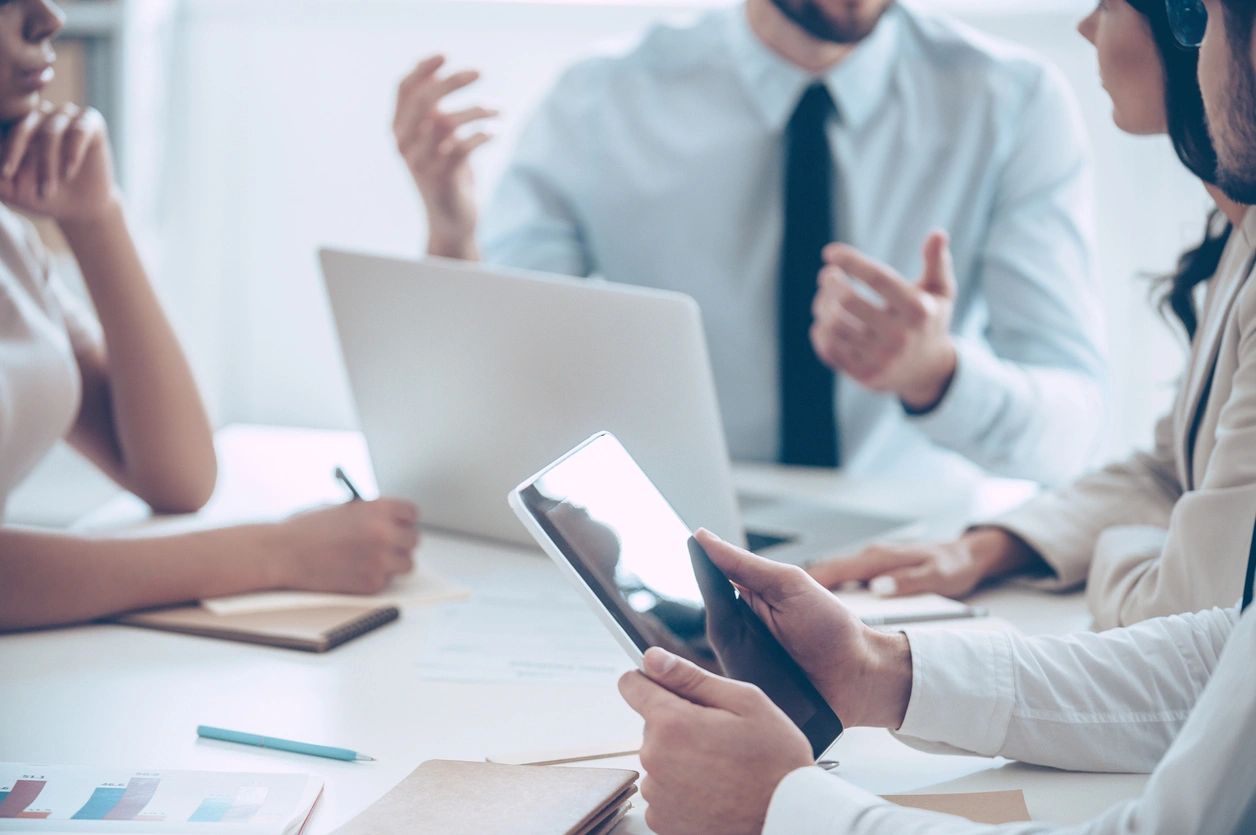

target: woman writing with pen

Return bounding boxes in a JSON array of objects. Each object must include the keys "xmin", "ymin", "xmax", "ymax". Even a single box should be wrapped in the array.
[{"xmin": 0, "ymin": 0, "xmax": 419, "ymax": 632}]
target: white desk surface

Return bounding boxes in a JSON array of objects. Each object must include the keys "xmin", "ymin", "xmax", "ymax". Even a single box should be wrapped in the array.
[{"xmin": 0, "ymin": 426, "xmax": 1146, "ymax": 832}]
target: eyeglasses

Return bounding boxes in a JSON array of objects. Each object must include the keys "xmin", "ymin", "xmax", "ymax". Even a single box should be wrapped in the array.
[{"xmin": 1166, "ymin": 0, "xmax": 1207, "ymax": 49}]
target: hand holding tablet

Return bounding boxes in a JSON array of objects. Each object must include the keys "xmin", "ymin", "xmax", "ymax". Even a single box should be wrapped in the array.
[{"xmin": 509, "ymin": 432, "xmax": 851, "ymax": 758}]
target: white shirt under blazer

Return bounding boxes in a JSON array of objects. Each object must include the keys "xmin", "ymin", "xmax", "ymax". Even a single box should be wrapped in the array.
[{"xmin": 479, "ymin": 1, "xmax": 1106, "ymax": 484}]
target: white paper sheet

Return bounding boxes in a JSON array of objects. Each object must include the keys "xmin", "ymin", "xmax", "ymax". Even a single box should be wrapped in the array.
[
  {"xmin": 201, "ymin": 569, "xmax": 469, "ymax": 615},
  {"xmin": 834, "ymin": 590, "xmax": 980, "ymax": 625},
  {"xmin": 415, "ymin": 591, "xmax": 629, "ymax": 685}
]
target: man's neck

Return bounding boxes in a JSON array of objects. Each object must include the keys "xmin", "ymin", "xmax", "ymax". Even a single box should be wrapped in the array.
[{"xmin": 745, "ymin": 0, "xmax": 857, "ymax": 74}]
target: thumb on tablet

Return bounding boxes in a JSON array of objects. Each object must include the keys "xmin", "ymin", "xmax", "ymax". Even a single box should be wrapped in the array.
[
  {"xmin": 696, "ymin": 528, "xmax": 800, "ymax": 599},
  {"xmin": 643, "ymin": 647, "xmax": 750, "ymax": 712}
]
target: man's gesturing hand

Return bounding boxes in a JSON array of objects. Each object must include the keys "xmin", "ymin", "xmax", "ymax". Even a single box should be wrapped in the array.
[
  {"xmin": 393, "ymin": 55, "xmax": 496, "ymax": 259},
  {"xmin": 810, "ymin": 231, "xmax": 959, "ymax": 411}
]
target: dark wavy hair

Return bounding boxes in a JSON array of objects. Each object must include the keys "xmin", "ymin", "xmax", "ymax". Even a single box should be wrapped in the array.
[{"xmin": 1126, "ymin": 0, "xmax": 1231, "ymax": 339}]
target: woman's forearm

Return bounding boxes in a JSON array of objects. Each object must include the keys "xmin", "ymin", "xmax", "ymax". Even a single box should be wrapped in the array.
[
  {"xmin": 60, "ymin": 200, "xmax": 217, "ymax": 513},
  {"xmin": 0, "ymin": 524, "xmax": 284, "ymax": 631}
]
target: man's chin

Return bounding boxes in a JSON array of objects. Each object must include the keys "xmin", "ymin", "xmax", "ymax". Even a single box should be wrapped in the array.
[{"xmin": 770, "ymin": 0, "xmax": 885, "ymax": 45}]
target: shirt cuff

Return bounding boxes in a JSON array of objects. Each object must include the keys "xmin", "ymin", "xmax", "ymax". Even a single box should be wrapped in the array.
[
  {"xmin": 894, "ymin": 628, "xmax": 1016, "ymax": 756},
  {"xmin": 903, "ymin": 339, "xmax": 1010, "ymax": 451},
  {"xmin": 764, "ymin": 767, "xmax": 891, "ymax": 834}
]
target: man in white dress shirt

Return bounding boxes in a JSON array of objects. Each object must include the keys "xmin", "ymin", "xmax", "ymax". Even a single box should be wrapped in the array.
[{"xmin": 393, "ymin": 0, "xmax": 1106, "ymax": 484}]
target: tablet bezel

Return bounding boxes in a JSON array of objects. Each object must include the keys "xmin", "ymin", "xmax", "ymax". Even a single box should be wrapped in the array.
[{"xmin": 508, "ymin": 432, "xmax": 844, "ymax": 759}]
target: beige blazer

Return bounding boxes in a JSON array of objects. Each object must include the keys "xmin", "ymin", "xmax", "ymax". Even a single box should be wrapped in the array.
[{"xmin": 991, "ymin": 207, "xmax": 1256, "ymax": 629}]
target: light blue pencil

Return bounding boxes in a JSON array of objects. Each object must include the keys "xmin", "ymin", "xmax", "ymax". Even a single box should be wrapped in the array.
[{"xmin": 197, "ymin": 725, "xmax": 376, "ymax": 762}]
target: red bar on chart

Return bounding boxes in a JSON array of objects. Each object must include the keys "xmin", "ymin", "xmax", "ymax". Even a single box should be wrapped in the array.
[
  {"xmin": 104, "ymin": 776, "xmax": 161, "ymax": 821},
  {"xmin": 16, "ymin": 811, "xmax": 51, "ymax": 819},
  {"xmin": 0, "ymin": 780, "xmax": 47, "ymax": 818}
]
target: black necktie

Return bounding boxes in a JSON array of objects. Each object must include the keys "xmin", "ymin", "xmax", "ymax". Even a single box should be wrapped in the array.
[{"xmin": 779, "ymin": 83, "xmax": 839, "ymax": 467}]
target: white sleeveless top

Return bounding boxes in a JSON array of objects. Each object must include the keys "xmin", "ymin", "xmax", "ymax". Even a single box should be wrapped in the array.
[{"xmin": 0, "ymin": 207, "xmax": 98, "ymax": 519}]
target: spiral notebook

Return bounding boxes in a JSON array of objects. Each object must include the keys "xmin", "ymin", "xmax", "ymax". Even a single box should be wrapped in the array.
[{"xmin": 113, "ymin": 603, "xmax": 399, "ymax": 652}]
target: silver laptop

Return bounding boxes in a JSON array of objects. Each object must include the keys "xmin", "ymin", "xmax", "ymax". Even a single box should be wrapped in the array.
[{"xmin": 320, "ymin": 249, "xmax": 911, "ymax": 564}]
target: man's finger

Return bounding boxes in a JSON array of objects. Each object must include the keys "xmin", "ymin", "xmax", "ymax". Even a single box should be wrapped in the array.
[
  {"xmin": 442, "ymin": 131, "xmax": 493, "ymax": 164},
  {"xmin": 919, "ymin": 230, "xmax": 957, "ymax": 299},
  {"xmin": 834, "ymin": 282, "xmax": 895, "ymax": 334},
  {"xmin": 807, "ymin": 546, "xmax": 923, "ymax": 588},
  {"xmin": 619, "ymin": 668, "xmax": 699, "ymax": 719},
  {"xmin": 826, "ymin": 245, "xmax": 925, "ymax": 320},
  {"xmin": 399, "ymin": 54, "xmax": 446, "ymax": 92},
  {"xmin": 696, "ymin": 529, "xmax": 805, "ymax": 597},
  {"xmin": 442, "ymin": 106, "xmax": 499, "ymax": 130},
  {"xmin": 405, "ymin": 70, "xmax": 481, "ymax": 126},
  {"xmin": 641, "ymin": 647, "xmax": 754, "ymax": 712},
  {"xmin": 395, "ymin": 68, "xmax": 480, "ymax": 137}
]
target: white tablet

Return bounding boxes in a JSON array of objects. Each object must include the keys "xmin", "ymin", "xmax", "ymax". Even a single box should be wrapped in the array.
[{"xmin": 509, "ymin": 432, "xmax": 844, "ymax": 758}]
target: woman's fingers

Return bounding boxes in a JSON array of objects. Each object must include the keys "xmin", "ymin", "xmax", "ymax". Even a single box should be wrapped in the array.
[
  {"xmin": 807, "ymin": 545, "xmax": 924, "ymax": 588},
  {"xmin": 37, "ymin": 109, "xmax": 71, "ymax": 198},
  {"xmin": 1, "ymin": 109, "xmax": 43, "ymax": 180},
  {"xmin": 62, "ymin": 108, "xmax": 97, "ymax": 181}
]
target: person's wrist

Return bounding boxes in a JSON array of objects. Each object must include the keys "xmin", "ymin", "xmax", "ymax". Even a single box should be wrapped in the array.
[
  {"xmin": 56, "ymin": 192, "xmax": 125, "ymax": 237},
  {"xmin": 963, "ymin": 527, "xmax": 1033, "ymax": 580},
  {"xmin": 835, "ymin": 627, "xmax": 911, "ymax": 729},
  {"xmin": 258, "ymin": 521, "xmax": 299, "ymax": 590},
  {"xmin": 426, "ymin": 228, "xmax": 477, "ymax": 260},
  {"xmin": 898, "ymin": 340, "xmax": 958, "ymax": 413},
  {"xmin": 423, "ymin": 201, "xmax": 477, "ymax": 260},
  {"xmin": 860, "ymin": 630, "xmax": 913, "ymax": 729}
]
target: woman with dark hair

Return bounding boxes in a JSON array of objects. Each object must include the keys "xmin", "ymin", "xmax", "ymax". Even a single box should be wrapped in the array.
[
  {"xmin": 0, "ymin": 0, "xmax": 422, "ymax": 631},
  {"xmin": 808, "ymin": 0, "xmax": 1256, "ymax": 630}
]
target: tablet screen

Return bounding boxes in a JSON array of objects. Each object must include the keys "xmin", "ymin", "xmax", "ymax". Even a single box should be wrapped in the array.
[{"xmin": 517, "ymin": 433, "xmax": 843, "ymax": 757}]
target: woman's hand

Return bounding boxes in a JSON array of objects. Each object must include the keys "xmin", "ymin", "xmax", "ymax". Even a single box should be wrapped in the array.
[
  {"xmin": 270, "ymin": 499, "xmax": 421, "ymax": 594},
  {"xmin": 807, "ymin": 528, "xmax": 1041, "ymax": 598},
  {"xmin": 0, "ymin": 102, "xmax": 117, "ymax": 222}
]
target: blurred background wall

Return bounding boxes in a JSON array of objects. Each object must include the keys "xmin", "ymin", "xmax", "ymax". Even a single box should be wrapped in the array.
[{"xmin": 11, "ymin": 0, "xmax": 1216, "ymax": 522}]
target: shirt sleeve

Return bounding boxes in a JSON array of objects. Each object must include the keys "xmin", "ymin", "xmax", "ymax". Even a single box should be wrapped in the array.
[
  {"xmin": 907, "ymin": 64, "xmax": 1106, "ymax": 487},
  {"xmin": 477, "ymin": 68, "xmax": 595, "ymax": 277},
  {"xmin": 764, "ymin": 606, "xmax": 1251, "ymax": 835}
]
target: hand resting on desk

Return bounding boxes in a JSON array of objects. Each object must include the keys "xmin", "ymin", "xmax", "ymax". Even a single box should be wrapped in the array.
[
  {"xmin": 0, "ymin": 497, "xmax": 420, "ymax": 631},
  {"xmin": 807, "ymin": 527, "xmax": 1043, "ymax": 599}
]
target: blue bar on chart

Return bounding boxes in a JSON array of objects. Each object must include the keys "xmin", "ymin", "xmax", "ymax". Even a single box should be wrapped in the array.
[
  {"xmin": 104, "ymin": 776, "xmax": 161, "ymax": 821},
  {"xmin": 70, "ymin": 785, "xmax": 126, "ymax": 820},
  {"xmin": 190, "ymin": 785, "xmax": 268, "ymax": 823},
  {"xmin": 188, "ymin": 795, "xmax": 232, "ymax": 823},
  {"xmin": 221, "ymin": 787, "xmax": 268, "ymax": 822}
]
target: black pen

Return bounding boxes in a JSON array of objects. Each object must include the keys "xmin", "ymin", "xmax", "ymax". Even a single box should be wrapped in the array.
[{"xmin": 334, "ymin": 466, "xmax": 363, "ymax": 501}]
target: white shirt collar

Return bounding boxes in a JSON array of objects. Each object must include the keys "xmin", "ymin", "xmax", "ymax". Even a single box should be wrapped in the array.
[{"xmin": 724, "ymin": 1, "xmax": 903, "ymax": 131}]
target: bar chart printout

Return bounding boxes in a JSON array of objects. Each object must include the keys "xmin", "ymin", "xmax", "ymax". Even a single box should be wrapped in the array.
[{"xmin": 0, "ymin": 764, "xmax": 321, "ymax": 833}]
